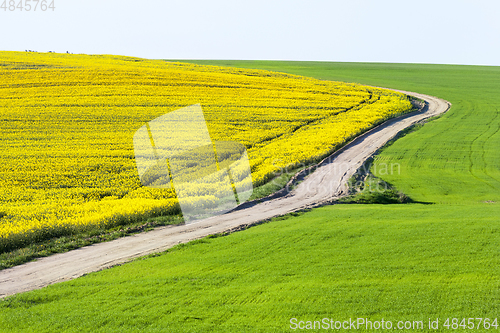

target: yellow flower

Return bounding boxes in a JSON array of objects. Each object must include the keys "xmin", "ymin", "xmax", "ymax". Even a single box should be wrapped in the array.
[{"xmin": 0, "ymin": 51, "xmax": 412, "ymax": 246}]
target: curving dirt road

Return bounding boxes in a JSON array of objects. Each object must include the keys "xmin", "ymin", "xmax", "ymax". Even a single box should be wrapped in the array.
[{"xmin": 0, "ymin": 89, "xmax": 451, "ymax": 299}]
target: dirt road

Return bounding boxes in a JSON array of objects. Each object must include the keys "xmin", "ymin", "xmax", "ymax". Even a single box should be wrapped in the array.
[{"xmin": 0, "ymin": 89, "xmax": 451, "ymax": 299}]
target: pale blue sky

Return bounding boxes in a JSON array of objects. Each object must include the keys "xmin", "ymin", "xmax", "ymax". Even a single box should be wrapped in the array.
[{"xmin": 1, "ymin": 0, "xmax": 499, "ymax": 65}]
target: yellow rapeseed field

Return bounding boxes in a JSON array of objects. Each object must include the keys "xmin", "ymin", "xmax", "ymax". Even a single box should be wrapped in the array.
[{"xmin": 0, "ymin": 51, "xmax": 413, "ymax": 250}]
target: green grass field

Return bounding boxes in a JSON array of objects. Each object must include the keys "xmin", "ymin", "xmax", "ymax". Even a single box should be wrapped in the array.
[{"xmin": 1, "ymin": 61, "xmax": 499, "ymax": 332}]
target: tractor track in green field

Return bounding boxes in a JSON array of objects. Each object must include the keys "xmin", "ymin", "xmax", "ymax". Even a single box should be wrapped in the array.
[
  {"xmin": 0, "ymin": 89, "xmax": 451, "ymax": 299},
  {"xmin": 469, "ymin": 110, "xmax": 500, "ymax": 188}
]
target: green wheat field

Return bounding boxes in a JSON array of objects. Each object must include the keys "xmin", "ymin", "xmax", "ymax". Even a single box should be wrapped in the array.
[{"xmin": 0, "ymin": 61, "xmax": 499, "ymax": 332}]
